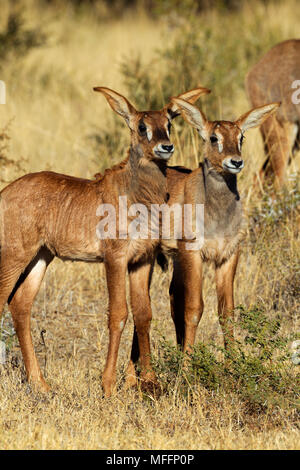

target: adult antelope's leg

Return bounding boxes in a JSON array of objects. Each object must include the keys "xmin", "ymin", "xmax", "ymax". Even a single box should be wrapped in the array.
[
  {"xmin": 259, "ymin": 116, "xmax": 290, "ymax": 188},
  {"xmin": 102, "ymin": 256, "xmax": 128, "ymax": 397},
  {"xmin": 8, "ymin": 247, "xmax": 54, "ymax": 392},
  {"xmin": 171, "ymin": 246, "xmax": 203, "ymax": 353},
  {"xmin": 215, "ymin": 251, "xmax": 239, "ymax": 350},
  {"xmin": 125, "ymin": 261, "xmax": 156, "ymax": 390}
]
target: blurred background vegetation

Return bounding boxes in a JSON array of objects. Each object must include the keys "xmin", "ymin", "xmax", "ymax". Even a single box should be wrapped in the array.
[{"xmin": 0, "ymin": 0, "xmax": 299, "ymax": 180}]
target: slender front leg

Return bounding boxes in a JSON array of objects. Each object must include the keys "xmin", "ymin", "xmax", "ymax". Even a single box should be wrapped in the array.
[
  {"xmin": 170, "ymin": 246, "xmax": 203, "ymax": 353},
  {"xmin": 215, "ymin": 250, "xmax": 239, "ymax": 350},
  {"xmin": 102, "ymin": 255, "xmax": 128, "ymax": 397},
  {"xmin": 181, "ymin": 250, "xmax": 203, "ymax": 354},
  {"xmin": 126, "ymin": 261, "xmax": 157, "ymax": 391}
]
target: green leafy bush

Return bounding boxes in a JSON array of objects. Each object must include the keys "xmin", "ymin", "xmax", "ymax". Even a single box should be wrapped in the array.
[
  {"xmin": 152, "ymin": 304, "xmax": 299, "ymax": 412},
  {"xmin": 250, "ymin": 178, "xmax": 300, "ymax": 229}
]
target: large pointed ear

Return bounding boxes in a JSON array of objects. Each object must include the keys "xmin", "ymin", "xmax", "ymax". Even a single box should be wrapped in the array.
[
  {"xmin": 93, "ymin": 87, "xmax": 137, "ymax": 129},
  {"xmin": 170, "ymin": 97, "xmax": 209, "ymax": 140},
  {"xmin": 235, "ymin": 102, "xmax": 281, "ymax": 132},
  {"xmin": 166, "ymin": 87, "xmax": 211, "ymax": 120}
]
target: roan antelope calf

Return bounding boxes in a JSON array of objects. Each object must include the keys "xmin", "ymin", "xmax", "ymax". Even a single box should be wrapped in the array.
[
  {"xmin": 125, "ymin": 99, "xmax": 280, "ymax": 384},
  {"xmin": 0, "ymin": 86, "xmax": 209, "ymax": 397},
  {"xmin": 167, "ymin": 98, "xmax": 280, "ymax": 353},
  {"xmin": 246, "ymin": 39, "xmax": 300, "ymax": 188}
]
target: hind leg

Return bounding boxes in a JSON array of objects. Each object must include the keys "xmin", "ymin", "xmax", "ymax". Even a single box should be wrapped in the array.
[
  {"xmin": 289, "ymin": 122, "xmax": 299, "ymax": 155},
  {"xmin": 215, "ymin": 251, "xmax": 239, "ymax": 350},
  {"xmin": 8, "ymin": 247, "xmax": 53, "ymax": 392},
  {"xmin": 0, "ymin": 256, "xmax": 35, "ymax": 326}
]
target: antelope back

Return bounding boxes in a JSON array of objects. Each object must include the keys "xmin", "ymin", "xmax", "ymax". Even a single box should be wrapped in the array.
[{"xmin": 246, "ymin": 39, "xmax": 300, "ymax": 123}]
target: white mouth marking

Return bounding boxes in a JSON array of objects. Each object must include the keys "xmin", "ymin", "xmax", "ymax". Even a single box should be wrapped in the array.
[
  {"xmin": 154, "ymin": 151, "xmax": 173, "ymax": 160},
  {"xmin": 222, "ymin": 158, "xmax": 244, "ymax": 174},
  {"xmin": 154, "ymin": 143, "xmax": 174, "ymax": 160}
]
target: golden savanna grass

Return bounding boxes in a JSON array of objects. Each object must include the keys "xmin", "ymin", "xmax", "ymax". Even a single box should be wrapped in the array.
[{"xmin": 0, "ymin": 0, "xmax": 299, "ymax": 450}]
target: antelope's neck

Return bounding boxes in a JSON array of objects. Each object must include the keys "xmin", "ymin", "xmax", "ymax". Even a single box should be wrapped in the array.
[
  {"xmin": 202, "ymin": 158, "xmax": 240, "ymax": 209},
  {"xmin": 200, "ymin": 158, "xmax": 243, "ymax": 242},
  {"xmin": 128, "ymin": 146, "xmax": 168, "ymax": 206},
  {"xmin": 193, "ymin": 159, "xmax": 245, "ymax": 265}
]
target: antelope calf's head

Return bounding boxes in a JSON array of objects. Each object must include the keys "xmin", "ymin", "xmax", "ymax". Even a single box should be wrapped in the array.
[
  {"xmin": 171, "ymin": 98, "xmax": 281, "ymax": 175},
  {"xmin": 93, "ymin": 86, "xmax": 210, "ymax": 163}
]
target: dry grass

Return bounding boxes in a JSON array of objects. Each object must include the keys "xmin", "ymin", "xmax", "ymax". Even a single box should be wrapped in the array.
[{"xmin": 0, "ymin": 0, "xmax": 299, "ymax": 450}]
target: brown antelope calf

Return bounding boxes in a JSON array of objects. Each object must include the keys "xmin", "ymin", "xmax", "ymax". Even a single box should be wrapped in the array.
[
  {"xmin": 246, "ymin": 39, "xmax": 300, "ymax": 188},
  {"xmin": 167, "ymin": 98, "xmax": 280, "ymax": 353},
  {"xmin": 0, "ymin": 86, "xmax": 209, "ymax": 397},
  {"xmin": 126, "ymin": 99, "xmax": 280, "ymax": 381}
]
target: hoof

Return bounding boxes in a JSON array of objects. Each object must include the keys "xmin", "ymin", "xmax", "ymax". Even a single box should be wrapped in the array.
[
  {"xmin": 124, "ymin": 373, "xmax": 138, "ymax": 390},
  {"xmin": 102, "ymin": 378, "xmax": 116, "ymax": 398},
  {"xmin": 102, "ymin": 385, "xmax": 113, "ymax": 398},
  {"xmin": 140, "ymin": 379, "xmax": 162, "ymax": 399},
  {"xmin": 124, "ymin": 361, "xmax": 138, "ymax": 390},
  {"xmin": 29, "ymin": 379, "xmax": 50, "ymax": 394}
]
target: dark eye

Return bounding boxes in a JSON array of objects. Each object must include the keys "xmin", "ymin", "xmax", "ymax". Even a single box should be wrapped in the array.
[
  {"xmin": 138, "ymin": 122, "xmax": 147, "ymax": 135},
  {"xmin": 167, "ymin": 121, "xmax": 172, "ymax": 135},
  {"xmin": 210, "ymin": 135, "xmax": 218, "ymax": 144},
  {"xmin": 240, "ymin": 134, "xmax": 245, "ymax": 146}
]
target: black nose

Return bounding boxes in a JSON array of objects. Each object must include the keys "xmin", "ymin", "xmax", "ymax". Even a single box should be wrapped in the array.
[
  {"xmin": 161, "ymin": 144, "xmax": 174, "ymax": 152},
  {"xmin": 230, "ymin": 159, "xmax": 243, "ymax": 168}
]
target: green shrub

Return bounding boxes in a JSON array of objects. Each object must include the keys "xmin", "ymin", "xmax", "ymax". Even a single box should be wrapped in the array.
[
  {"xmin": 152, "ymin": 304, "xmax": 299, "ymax": 412},
  {"xmin": 250, "ymin": 178, "xmax": 300, "ymax": 230}
]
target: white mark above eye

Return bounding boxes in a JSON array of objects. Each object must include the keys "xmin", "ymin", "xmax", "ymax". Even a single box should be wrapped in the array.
[
  {"xmin": 215, "ymin": 131, "xmax": 223, "ymax": 153},
  {"xmin": 166, "ymin": 122, "xmax": 171, "ymax": 138},
  {"xmin": 146, "ymin": 127, "xmax": 152, "ymax": 142}
]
